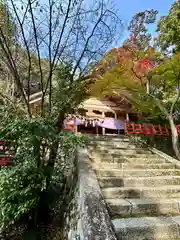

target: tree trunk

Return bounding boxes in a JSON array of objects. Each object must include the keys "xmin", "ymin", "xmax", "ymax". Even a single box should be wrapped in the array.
[
  {"xmin": 45, "ymin": 111, "xmax": 65, "ymax": 183},
  {"xmin": 146, "ymin": 81, "xmax": 150, "ymax": 94},
  {"xmin": 36, "ymin": 112, "xmax": 66, "ymax": 224},
  {"xmin": 168, "ymin": 115, "xmax": 180, "ymax": 160}
]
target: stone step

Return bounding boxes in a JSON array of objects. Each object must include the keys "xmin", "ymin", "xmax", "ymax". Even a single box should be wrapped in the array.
[
  {"xmin": 106, "ymin": 198, "xmax": 180, "ymax": 217},
  {"xmin": 89, "ymin": 138, "xmax": 130, "ymax": 143},
  {"xmin": 88, "ymin": 143, "xmax": 137, "ymax": 150},
  {"xmin": 89, "ymin": 148, "xmax": 152, "ymax": 155},
  {"xmin": 89, "ymin": 137, "xmax": 133, "ymax": 144},
  {"xmin": 90, "ymin": 156, "xmax": 167, "ymax": 164},
  {"xmin": 89, "ymin": 142, "xmax": 135, "ymax": 149},
  {"xmin": 88, "ymin": 135, "xmax": 130, "ymax": 142},
  {"xmin": 102, "ymin": 185, "xmax": 180, "ymax": 199},
  {"xmin": 89, "ymin": 140, "xmax": 130, "ymax": 146},
  {"xmin": 93, "ymin": 162, "xmax": 176, "ymax": 170},
  {"xmin": 112, "ymin": 216, "xmax": 180, "ymax": 240},
  {"xmin": 96, "ymin": 169, "xmax": 180, "ymax": 178},
  {"xmin": 98, "ymin": 176, "xmax": 180, "ymax": 188},
  {"xmin": 91, "ymin": 152, "xmax": 163, "ymax": 159}
]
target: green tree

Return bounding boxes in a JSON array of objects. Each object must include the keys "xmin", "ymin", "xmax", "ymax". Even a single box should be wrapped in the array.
[
  {"xmin": 126, "ymin": 9, "xmax": 158, "ymax": 50},
  {"xmin": 89, "ymin": 10, "xmax": 158, "ymax": 97},
  {"xmin": 88, "ymin": 8, "xmax": 180, "ymax": 160},
  {"xmin": 0, "ymin": 0, "xmax": 122, "ymax": 234},
  {"xmin": 0, "ymin": 62, "xmax": 87, "ymax": 233},
  {"xmin": 148, "ymin": 54, "xmax": 180, "ymax": 159},
  {"xmin": 90, "ymin": 53, "xmax": 180, "ymax": 160},
  {"xmin": 156, "ymin": 0, "xmax": 180, "ymax": 53},
  {"xmin": 0, "ymin": 115, "xmax": 87, "ymax": 233}
]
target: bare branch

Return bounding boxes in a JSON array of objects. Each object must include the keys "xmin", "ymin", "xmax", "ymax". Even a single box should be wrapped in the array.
[
  {"xmin": 0, "ymin": 28, "xmax": 31, "ymax": 115},
  {"xmin": 48, "ymin": 0, "xmax": 53, "ymax": 113},
  {"xmin": 1, "ymin": 0, "xmax": 122, "ymax": 117},
  {"xmin": 43, "ymin": 0, "xmax": 73, "ymax": 98},
  {"xmin": 9, "ymin": 0, "xmax": 32, "ymax": 102},
  {"xmin": 72, "ymin": 14, "xmax": 102, "ymax": 77},
  {"xmin": 28, "ymin": 0, "xmax": 44, "ymax": 96}
]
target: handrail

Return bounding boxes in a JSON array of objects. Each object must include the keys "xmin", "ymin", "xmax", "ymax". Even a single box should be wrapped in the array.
[
  {"xmin": 0, "ymin": 140, "xmax": 13, "ymax": 166},
  {"xmin": 125, "ymin": 121, "xmax": 179, "ymax": 136}
]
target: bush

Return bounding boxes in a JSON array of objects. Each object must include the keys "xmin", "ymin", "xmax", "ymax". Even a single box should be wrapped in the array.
[
  {"xmin": 0, "ymin": 117, "xmax": 88, "ymax": 232},
  {"xmin": 0, "ymin": 164, "xmax": 46, "ymax": 231}
]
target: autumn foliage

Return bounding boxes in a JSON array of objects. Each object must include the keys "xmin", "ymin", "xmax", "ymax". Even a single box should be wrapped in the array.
[{"xmin": 86, "ymin": 35, "xmax": 155, "ymax": 97}]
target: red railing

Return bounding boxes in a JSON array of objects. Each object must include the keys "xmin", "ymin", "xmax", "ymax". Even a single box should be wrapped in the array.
[
  {"xmin": 0, "ymin": 140, "xmax": 13, "ymax": 166},
  {"xmin": 125, "ymin": 121, "xmax": 180, "ymax": 136},
  {"xmin": 64, "ymin": 119, "xmax": 76, "ymax": 132}
]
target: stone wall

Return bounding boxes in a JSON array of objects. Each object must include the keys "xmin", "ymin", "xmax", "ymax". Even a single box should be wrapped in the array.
[
  {"xmin": 63, "ymin": 154, "xmax": 80, "ymax": 240},
  {"xmin": 64, "ymin": 147, "xmax": 116, "ymax": 240},
  {"xmin": 131, "ymin": 135, "xmax": 175, "ymax": 158}
]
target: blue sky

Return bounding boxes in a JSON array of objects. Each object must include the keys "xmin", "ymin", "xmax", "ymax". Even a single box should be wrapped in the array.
[{"xmin": 115, "ymin": 0, "xmax": 175, "ymax": 43}]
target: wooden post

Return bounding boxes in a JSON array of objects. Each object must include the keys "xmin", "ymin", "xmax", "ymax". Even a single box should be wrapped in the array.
[
  {"xmin": 126, "ymin": 113, "xmax": 129, "ymax": 122},
  {"xmin": 102, "ymin": 127, "xmax": 105, "ymax": 135},
  {"xmin": 74, "ymin": 119, "xmax": 77, "ymax": 133},
  {"xmin": 96, "ymin": 126, "xmax": 99, "ymax": 136},
  {"xmin": 102, "ymin": 112, "xmax": 105, "ymax": 135}
]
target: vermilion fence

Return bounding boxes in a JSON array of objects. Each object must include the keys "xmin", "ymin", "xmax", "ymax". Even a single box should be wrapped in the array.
[
  {"xmin": 63, "ymin": 118, "xmax": 180, "ymax": 137},
  {"xmin": 0, "ymin": 140, "xmax": 13, "ymax": 166},
  {"xmin": 125, "ymin": 121, "xmax": 180, "ymax": 136},
  {"xmin": 64, "ymin": 119, "xmax": 76, "ymax": 132}
]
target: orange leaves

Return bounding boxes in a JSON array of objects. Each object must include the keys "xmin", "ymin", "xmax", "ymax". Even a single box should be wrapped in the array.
[
  {"xmin": 88, "ymin": 42, "xmax": 156, "ymax": 95},
  {"xmin": 134, "ymin": 57, "xmax": 153, "ymax": 78}
]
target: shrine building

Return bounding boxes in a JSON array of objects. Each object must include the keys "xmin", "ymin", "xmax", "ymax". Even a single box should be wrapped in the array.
[{"xmin": 64, "ymin": 96, "xmax": 138, "ymax": 135}]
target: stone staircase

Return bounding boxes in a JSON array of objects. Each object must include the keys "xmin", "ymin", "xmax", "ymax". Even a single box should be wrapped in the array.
[{"xmin": 87, "ymin": 135, "xmax": 180, "ymax": 240}]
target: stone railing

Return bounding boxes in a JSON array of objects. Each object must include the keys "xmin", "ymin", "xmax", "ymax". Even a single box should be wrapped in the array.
[{"xmin": 65, "ymin": 147, "xmax": 116, "ymax": 240}]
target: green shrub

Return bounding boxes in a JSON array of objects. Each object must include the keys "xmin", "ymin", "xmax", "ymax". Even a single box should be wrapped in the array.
[{"xmin": 0, "ymin": 117, "xmax": 87, "ymax": 231}]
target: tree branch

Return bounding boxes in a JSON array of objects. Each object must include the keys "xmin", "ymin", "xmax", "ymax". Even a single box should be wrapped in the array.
[
  {"xmin": 72, "ymin": 11, "xmax": 104, "ymax": 77},
  {"xmin": 170, "ymin": 77, "xmax": 180, "ymax": 115},
  {"xmin": 43, "ymin": 0, "xmax": 72, "ymax": 98},
  {"xmin": 0, "ymin": 28, "xmax": 31, "ymax": 116},
  {"xmin": 48, "ymin": 0, "xmax": 53, "ymax": 114},
  {"xmin": 10, "ymin": 0, "xmax": 32, "ymax": 103},
  {"xmin": 28, "ymin": 0, "xmax": 44, "ymax": 107}
]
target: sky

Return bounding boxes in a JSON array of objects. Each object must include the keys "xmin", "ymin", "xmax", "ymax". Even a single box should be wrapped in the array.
[{"xmin": 115, "ymin": 0, "xmax": 175, "ymax": 44}]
